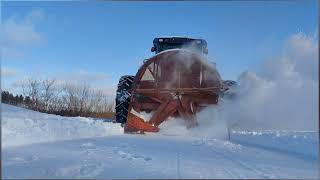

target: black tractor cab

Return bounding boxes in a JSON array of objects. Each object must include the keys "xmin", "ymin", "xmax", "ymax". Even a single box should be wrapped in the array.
[{"xmin": 151, "ymin": 37, "xmax": 208, "ymax": 55}]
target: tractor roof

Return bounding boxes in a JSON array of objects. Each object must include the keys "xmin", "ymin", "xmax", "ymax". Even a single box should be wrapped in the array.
[{"xmin": 153, "ymin": 37, "xmax": 207, "ymax": 46}]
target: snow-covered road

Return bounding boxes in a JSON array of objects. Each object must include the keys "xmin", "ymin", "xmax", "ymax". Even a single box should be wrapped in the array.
[
  {"xmin": 2, "ymin": 104, "xmax": 319, "ymax": 179},
  {"xmin": 3, "ymin": 134, "xmax": 318, "ymax": 179}
]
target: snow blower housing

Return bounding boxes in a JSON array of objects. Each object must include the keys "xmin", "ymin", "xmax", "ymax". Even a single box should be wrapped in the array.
[{"xmin": 115, "ymin": 37, "xmax": 234, "ymax": 133}]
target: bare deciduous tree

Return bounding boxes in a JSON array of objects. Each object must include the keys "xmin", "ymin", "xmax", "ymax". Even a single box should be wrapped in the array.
[
  {"xmin": 22, "ymin": 78, "xmax": 41, "ymax": 110},
  {"xmin": 17, "ymin": 77, "xmax": 115, "ymax": 118},
  {"xmin": 40, "ymin": 78, "xmax": 57, "ymax": 112}
]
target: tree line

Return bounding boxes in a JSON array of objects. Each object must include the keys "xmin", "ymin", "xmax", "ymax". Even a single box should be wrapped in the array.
[
  {"xmin": 1, "ymin": 78, "xmax": 115, "ymax": 119},
  {"xmin": 1, "ymin": 91, "xmax": 26, "ymax": 106}
]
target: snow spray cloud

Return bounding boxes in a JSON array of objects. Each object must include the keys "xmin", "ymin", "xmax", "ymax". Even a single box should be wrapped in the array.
[
  {"xmin": 158, "ymin": 33, "xmax": 318, "ymax": 138},
  {"xmin": 156, "ymin": 42, "xmax": 221, "ymax": 90},
  {"xmin": 222, "ymin": 33, "xmax": 318, "ymax": 131},
  {"xmin": 156, "ymin": 43, "xmax": 229, "ymax": 139},
  {"xmin": 202, "ymin": 33, "xmax": 318, "ymax": 133}
]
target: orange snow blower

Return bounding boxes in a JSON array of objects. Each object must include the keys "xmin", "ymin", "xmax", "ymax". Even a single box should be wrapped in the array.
[{"xmin": 115, "ymin": 37, "xmax": 235, "ymax": 133}]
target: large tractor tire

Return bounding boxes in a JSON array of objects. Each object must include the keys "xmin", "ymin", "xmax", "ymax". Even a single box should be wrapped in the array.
[{"xmin": 115, "ymin": 75, "xmax": 135, "ymax": 124}]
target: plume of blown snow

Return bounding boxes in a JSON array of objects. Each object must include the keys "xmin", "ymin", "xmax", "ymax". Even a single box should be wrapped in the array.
[
  {"xmin": 158, "ymin": 106, "xmax": 229, "ymax": 140},
  {"xmin": 222, "ymin": 32, "xmax": 318, "ymax": 131},
  {"xmin": 225, "ymin": 33, "xmax": 319, "ymax": 130},
  {"xmin": 158, "ymin": 32, "xmax": 318, "ymax": 138}
]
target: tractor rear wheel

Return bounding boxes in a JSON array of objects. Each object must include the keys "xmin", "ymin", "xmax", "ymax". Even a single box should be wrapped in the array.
[{"xmin": 115, "ymin": 75, "xmax": 135, "ymax": 124}]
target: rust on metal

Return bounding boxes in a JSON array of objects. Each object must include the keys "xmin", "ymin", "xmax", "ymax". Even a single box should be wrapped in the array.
[
  {"xmin": 124, "ymin": 49, "xmax": 223, "ymax": 133},
  {"xmin": 125, "ymin": 113, "xmax": 159, "ymax": 133}
]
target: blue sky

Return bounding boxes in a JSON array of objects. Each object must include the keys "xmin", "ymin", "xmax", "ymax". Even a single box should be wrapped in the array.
[{"xmin": 1, "ymin": 1, "xmax": 318, "ymax": 95}]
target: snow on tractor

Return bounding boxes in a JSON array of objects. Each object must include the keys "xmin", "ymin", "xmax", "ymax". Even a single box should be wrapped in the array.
[{"xmin": 115, "ymin": 37, "xmax": 236, "ymax": 133}]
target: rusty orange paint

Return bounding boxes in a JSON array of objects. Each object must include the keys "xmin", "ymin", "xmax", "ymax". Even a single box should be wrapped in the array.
[
  {"xmin": 124, "ymin": 49, "xmax": 225, "ymax": 133},
  {"xmin": 125, "ymin": 113, "xmax": 159, "ymax": 133}
]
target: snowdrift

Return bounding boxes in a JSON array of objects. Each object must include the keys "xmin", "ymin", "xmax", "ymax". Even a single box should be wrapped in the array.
[{"xmin": 1, "ymin": 103, "xmax": 123, "ymax": 147}]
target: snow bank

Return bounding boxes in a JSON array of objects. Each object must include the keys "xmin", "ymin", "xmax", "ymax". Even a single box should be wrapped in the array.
[
  {"xmin": 230, "ymin": 130, "xmax": 319, "ymax": 160},
  {"xmin": 1, "ymin": 104, "xmax": 123, "ymax": 147}
]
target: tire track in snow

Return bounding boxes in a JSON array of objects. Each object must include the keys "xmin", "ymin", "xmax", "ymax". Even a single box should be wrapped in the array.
[
  {"xmin": 214, "ymin": 150, "xmax": 273, "ymax": 178},
  {"xmin": 57, "ymin": 142, "xmax": 105, "ymax": 178},
  {"xmin": 195, "ymin": 139, "xmax": 275, "ymax": 178},
  {"xmin": 112, "ymin": 143, "xmax": 153, "ymax": 163},
  {"xmin": 190, "ymin": 140, "xmax": 246, "ymax": 178}
]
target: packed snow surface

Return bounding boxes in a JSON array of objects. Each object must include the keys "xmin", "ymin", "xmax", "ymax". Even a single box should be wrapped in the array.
[{"xmin": 2, "ymin": 104, "xmax": 319, "ymax": 179}]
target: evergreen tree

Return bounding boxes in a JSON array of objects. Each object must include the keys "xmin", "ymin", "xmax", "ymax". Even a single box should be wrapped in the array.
[
  {"xmin": 14, "ymin": 95, "xmax": 19, "ymax": 105},
  {"xmin": 24, "ymin": 96, "xmax": 31, "ymax": 107},
  {"xmin": 8, "ymin": 93, "xmax": 14, "ymax": 104},
  {"xmin": 1, "ymin": 91, "xmax": 10, "ymax": 103},
  {"xmin": 19, "ymin": 95, "xmax": 24, "ymax": 105}
]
